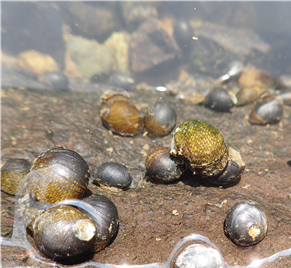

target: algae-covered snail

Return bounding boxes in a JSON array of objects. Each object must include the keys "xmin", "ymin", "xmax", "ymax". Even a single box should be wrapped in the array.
[
  {"xmin": 170, "ymin": 120, "xmax": 245, "ymax": 185},
  {"xmin": 224, "ymin": 200, "xmax": 268, "ymax": 247},
  {"xmin": 13, "ymin": 146, "xmax": 119, "ymax": 262}
]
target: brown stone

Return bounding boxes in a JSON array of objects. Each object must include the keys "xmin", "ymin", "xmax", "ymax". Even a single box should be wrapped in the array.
[{"xmin": 130, "ymin": 18, "xmax": 181, "ymax": 73}]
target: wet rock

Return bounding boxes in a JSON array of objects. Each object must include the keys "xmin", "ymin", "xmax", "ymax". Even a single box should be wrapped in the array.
[
  {"xmin": 65, "ymin": 35, "xmax": 114, "ymax": 80},
  {"xmin": 119, "ymin": 2, "xmax": 158, "ymax": 31},
  {"xmin": 1, "ymin": 2, "xmax": 65, "ymax": 69},
  {"xmin": 129, "ymin": 18, "xmax": 181, "ymax": 73},
  {"xmin": 104, "ymin": 32, "xmax": 130, "ymax": 74},
  {"xmin": 63, "ymin": 2, "xmax": 118, "ymax": 43},
  {"xmin": 16, "ymin": 51, "xmax": 59, "ymax": 77},
  {"xmin": 188, "ymin": 21, "xmax": 270, "ymax": 76}
]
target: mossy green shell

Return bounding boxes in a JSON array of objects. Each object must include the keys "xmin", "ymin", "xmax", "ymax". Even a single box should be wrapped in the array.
[{"xmin": 170, "ymin": 120, "xmax": 228, "ymax": 177}]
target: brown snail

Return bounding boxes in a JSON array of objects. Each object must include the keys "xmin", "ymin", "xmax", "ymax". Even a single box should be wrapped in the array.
[
  {"xmin": 236, "ymin": 85, "xmax": 266, "ymax": 106},
  {"xmin": 26, "ymin": 146, "xmax": 90, "ymax": 203},
  {"xmin": 100, "ymin": 91, "xmax": 143, "ymax": 136},
  {"xmin": 1, "ymin": 158, "xmax": 31, "ymax": 195}
]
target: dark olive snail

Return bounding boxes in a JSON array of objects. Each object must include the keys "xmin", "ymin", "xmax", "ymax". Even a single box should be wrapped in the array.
[
  {"xmin": 30, "ymin": 205, "xmax": 96, "ymax": 261},
  {"xmin": 146, "ymin": 147, "xmax": 186, "ymax": 182},
  {"xmin": 1, "ymin": 158, "xmax": 31, "ymax": 195},
  {"xmin": 92, "ymin": 162, "xmax": 132, "ymax": 190},
  {"xmin": 39, "ymin": 71, "xmax": 70, "ymax": 91},
  {"xmin": 144, "ymin": 99, "xmax": 177, "ymax": 136},
  {"xmin": 204, "ymin": 147, "xmax": 245, "ymax": 186},
  {"xmin": 224, "ymin": 200, "xmax": 268, "ymax": 247},
  {"xmin": 109, "ymin": 71, "xmax": 135, "ymax": 92},
  {"xmin": 174, "ymin": 244, "xmax": 226, "ymax": 268},
  {"xmin": 82, "ymin": 194, "xmax": 119, "ymax": 251},
  {"xmin": 26, "ymin": 146, "xmax": 90, "ymax": 203},
  {"xmin": 170, "ymin": 120, "xmax": 229, "ymax": 178},
  {"xmin": 249, "ymin": 93, "xmax": 283, "ymax": 125},
  {"xmin": 204, "ymin": 87, "xmax": 237, "ymax": 112},
  {"xmin": 28, "ymin": 194, "xmax": 119, "ymax": 262},
  {"xmin": 100, "ymin": 91, "xmax": 144, "ymax": 136}
]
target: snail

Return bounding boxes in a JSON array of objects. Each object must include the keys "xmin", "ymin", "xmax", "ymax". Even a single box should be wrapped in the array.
[
  {"xmin": 170, "ymin": 120, "xmax": 229, "ymax": 178},
  {"xmin": 39, "ymin": 71, "xmax": 70, "ymax": 91},
  {"xmin": 146, "ymin": 147, "xmax": 186, "ymax": 182},
  {"xmin": 174, "ymin": 244, "xmax": 226, "ymax": 268},
  {"xmin": 144, "ymin": 99, "xmax": 177, "ymax": 136},
  {"xmin": 92, "ymin": 162, "xmax": 132, "ymax": 190},
  {"xmin": 109, "ymin": 71, "xmax": 135, "ymax": 92},
  {"xmin": 100, "ymin": 91, "xmax": 144, "ymax": 136},
  {"xmin": 30, "ymin": 204, "xmax": 96, "ymax": 261},
  {"xmin": 28, "ymin": 194, "xmax": 119, "ymax": 262},
  {"xmin": 1, "ymin": 158, "xmax": 31, "ymax": 195},
  {"xmin": 26, "ymin": 146, "xmax": 90, "ymax": 203},
  {"xmin": 236, "ymin": 85, "xmax": 266, "ymax": 106},
  {"xmin": 204, "ymin": 87, "xmax": 237, "ymax": 112},
  {"xmin": 204, "ymin": 147, "xmax": 245, "ymax": 186},
  {"xmin": 248, "ymin": 93, "xmax": 283, "ymax": 125},
  {"xmin": 224, "ymin": 200, "xmax": 268, "ymax": 247}
]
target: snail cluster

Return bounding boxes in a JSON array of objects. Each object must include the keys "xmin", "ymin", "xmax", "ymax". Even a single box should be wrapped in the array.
[
  {"xmin": 100, "ymin": 90, "xmax": 177, "ymax": 137},
  {"xmin": 7, "ymin": 146, "xmax": 119, "ymax": 262},
  {"xmin": 146, "ymin": 120, "xmax": 245, "ymax": 186}
]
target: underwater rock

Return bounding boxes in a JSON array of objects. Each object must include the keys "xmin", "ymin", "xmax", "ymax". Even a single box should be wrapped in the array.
[
  {"xmin": 65, "ymin": 35, "xmax": 114, "ymax": 80},
  {"xmin": 130, "ymin": 18, "xmax": 181, "ymax": 73}
]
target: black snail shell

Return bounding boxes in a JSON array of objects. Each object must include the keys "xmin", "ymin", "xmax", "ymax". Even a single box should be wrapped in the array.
[
  {"xmin": 224, "ymin": 200, "xmax": 268, "ymax": 247},
  {"xmin": 109, "ymin": 71, "xmax": 135, "ymax": 92},
  {"xmin": 204, "ymin": 87, "xmax": 237, "ymax": 112},
  {"xmin": 248, "ymin": 93, "xmax": 283, "ymax": 125},
  {"xmin": 146, "ymin": 147, "xmax": 186, "ymax": 182},
  {"xmin": 29, "ymin": 194, "xmax": 118, "ymax": 262},
  {"xmin": 31, "ymin": 205, "xmax": 96, "ymax": 261},
  {"xmin": 100, "ymin": 92, "xmax": 144, "ymax": 136},
  {"xmin": 174, "ymin": 244, "xmax": 226, "ymax": 268},
  {"xmin": 82, "ymin": 194, "xmax": 119, "ymax": 251},
  {"xmin": 92, "ymin": 162, "xmax": 132, "ymax": 190},
  {"xmin": 205, "ymin": 147, "xmax": 245, "ymax": 186},
  {"xmin": 144, "ymin": 99, "xmax": 177, "ymax": 136},
  {"xmin": 26, "ymin": 146, "xmax": 90, "ymax": 203},
  {"xmin": 1, "ymin": 158, "xmax": 31, "ymax": 195},
  {"xmin": 39, "ymin": 71, "xmax": 70, "ymax": 91}
]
